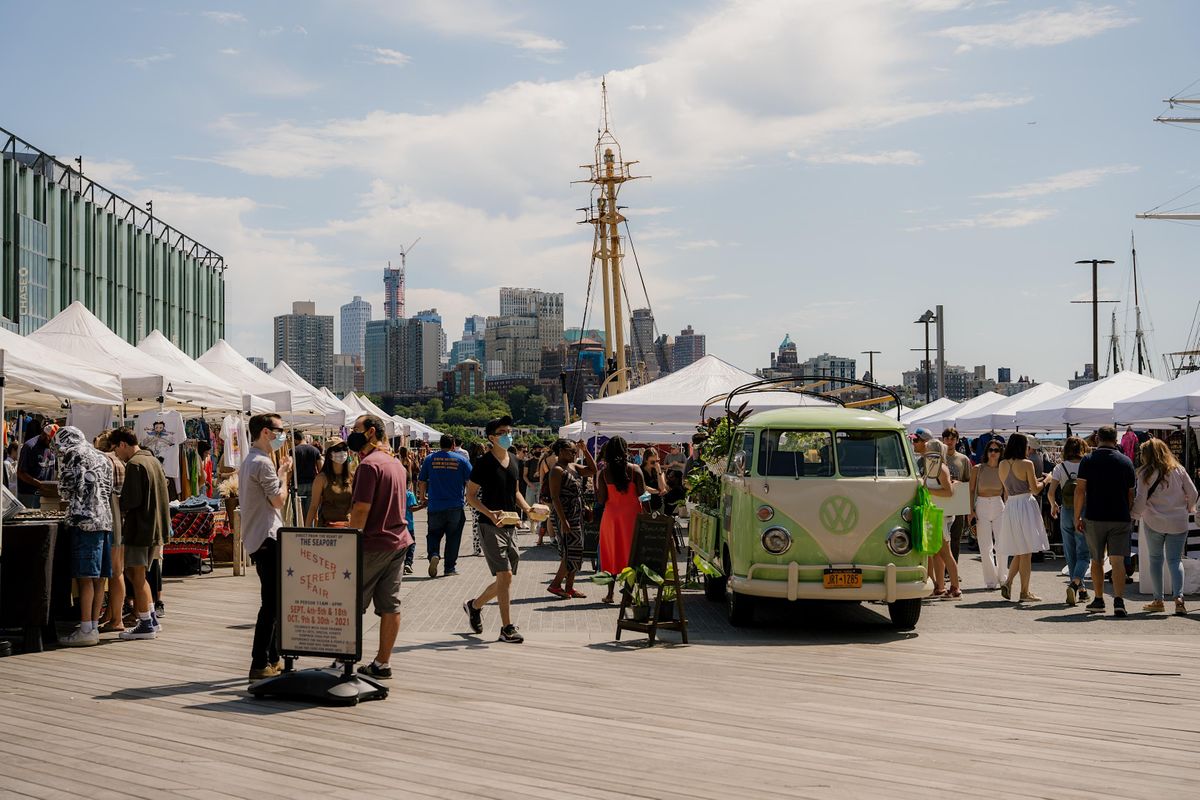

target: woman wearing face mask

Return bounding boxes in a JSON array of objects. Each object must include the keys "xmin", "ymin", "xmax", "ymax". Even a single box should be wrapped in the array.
[{"xmin": 305, "ymin": 440, "xmax": 354, "ymax": 527}]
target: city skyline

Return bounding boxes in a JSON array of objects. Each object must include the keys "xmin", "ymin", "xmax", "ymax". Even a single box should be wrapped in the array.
[{"xmin": 7, "ymin": 2, "xmax": 1200, "ymax": 385}]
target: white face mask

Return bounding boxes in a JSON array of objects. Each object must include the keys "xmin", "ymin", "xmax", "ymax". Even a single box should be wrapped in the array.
[
  {"xmin": 270, "ymin": 432, "xmax": 287, "ymax": 451},
  {"xmin": 332, "ymin": 451, "xmax": 349, "ymax": 464}
]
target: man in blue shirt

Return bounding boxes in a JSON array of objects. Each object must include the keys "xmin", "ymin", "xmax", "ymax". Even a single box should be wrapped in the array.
[{"xmin": 417, "ymin": 434, "xmax": 472, "ymax": 578}]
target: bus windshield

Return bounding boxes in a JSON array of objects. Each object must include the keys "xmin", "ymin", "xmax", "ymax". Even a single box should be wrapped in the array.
[
  {"xmin": 757, "ymin": 429, "xmax": 910, "ymax": 478},
  {"xmin": 835, "ymin": 430, "xmax": 910, "ymax": 477}
]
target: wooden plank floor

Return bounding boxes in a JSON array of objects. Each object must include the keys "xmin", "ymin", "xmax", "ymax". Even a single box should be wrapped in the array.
[{"xmin": 1, "ymin": 524, "xmax": 1198, "ymax": 799}]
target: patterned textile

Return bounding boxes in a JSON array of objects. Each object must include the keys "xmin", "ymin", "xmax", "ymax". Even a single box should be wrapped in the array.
[
  {"xmin": 165, "ymin": 510, "xmax": 217, "ymax": 557},
  {"xmin": 53, "ymin": 426, "xmax": 113, "ymax": 532},
  {"xmin": 553, "ymin": 467, "xmax": 585, "ymax": 573}
]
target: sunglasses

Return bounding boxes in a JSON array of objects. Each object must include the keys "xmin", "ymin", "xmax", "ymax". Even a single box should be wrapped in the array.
[{"xmin": 986, "ymin": 448, "xmax": 1002, "ymax": 453}]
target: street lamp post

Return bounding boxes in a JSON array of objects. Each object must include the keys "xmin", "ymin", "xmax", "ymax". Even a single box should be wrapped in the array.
[
  {"xmin": 1073, "ymin": 259, "xmax": 1115, "ymax": 381},
  {"xmin": 914, "ymin": 310, "xmax": 936, "ymax": 403},
  {"xmin": 861, "ymin": 350, "xmax": 880, "ymax": 383}
]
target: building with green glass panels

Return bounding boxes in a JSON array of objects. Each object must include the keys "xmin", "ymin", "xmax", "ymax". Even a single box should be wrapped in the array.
[{"xmin": 1, "ymin": 126, "xmax": 224, "ymax": 355}]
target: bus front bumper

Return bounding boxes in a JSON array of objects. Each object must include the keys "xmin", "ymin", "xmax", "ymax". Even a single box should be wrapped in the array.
[{"xmin": 731, "ymin": 562, "xmax": 931, "ymax": 603}]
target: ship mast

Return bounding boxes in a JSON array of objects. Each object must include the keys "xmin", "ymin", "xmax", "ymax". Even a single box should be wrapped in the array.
[
  {"xmin": 1107, "ymin": 308, "xmax": 1124, "ymax": 378},
  {"xmin": 577, "ymin": 79, "xmax": 644, "ymax": 396},
  {"xmin": 1130, "ymin": 233, "xmax": 1153, "ymax": 376}
]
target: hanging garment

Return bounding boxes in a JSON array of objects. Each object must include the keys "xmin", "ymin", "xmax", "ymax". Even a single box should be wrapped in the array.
[{"xmin": 134, "ymin": 410, "xmax": 185, "ymax": 482}]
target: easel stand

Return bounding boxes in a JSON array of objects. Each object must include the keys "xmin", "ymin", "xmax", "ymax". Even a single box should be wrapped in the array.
[
  {"xmin": 249, "ymin": 658, "xmax": 388, "ymax": 707},
  {"xmin": 616, "ymin": 532, "xmax": 688, "ymax": 645}
]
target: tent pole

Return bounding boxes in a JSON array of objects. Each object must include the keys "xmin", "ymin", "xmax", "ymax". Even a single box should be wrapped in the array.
[
  {"xmin": 1187, "ymin": 416, "xmax": 1193, "ymax": 477},
  {"xmin": 1, "ymin": 351, "xmax": 7, "ymax": 555}
]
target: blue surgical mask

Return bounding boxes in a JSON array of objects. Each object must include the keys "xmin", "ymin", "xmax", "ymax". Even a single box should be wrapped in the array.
[
  {"xmin": 497, "ymin": 433, "xmax": 514, "ymax": 450},
  {"xmin": 270, "ymin": 432, "xmax": 286, "ymax": 451}
]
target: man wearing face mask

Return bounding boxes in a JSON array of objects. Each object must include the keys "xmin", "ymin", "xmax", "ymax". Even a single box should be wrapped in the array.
[
  {"xmin": 240, "ymin": 413, "xmax": 292, "ymax": 681},
  {"xmin": 346, "ymin": 414, "xmax": 412, "ymax": 679},
  {"xmin": 463, "ymin": 415, "xmax": 533, "ymax": 643}
]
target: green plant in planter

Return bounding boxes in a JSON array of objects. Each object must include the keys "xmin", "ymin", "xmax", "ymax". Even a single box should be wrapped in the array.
[{"xmin": 685, "ymin": 403, "xmax": 752, "ymax": 511}]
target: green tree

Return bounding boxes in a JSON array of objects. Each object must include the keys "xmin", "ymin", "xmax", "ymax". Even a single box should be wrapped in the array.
[
  {"xmin": 522, "ymin": 393, "xmax": 547, "ymax": 426},
  {"xmin": 507, "ymin": 386, "xmax": 530, "ymax": 424},
  {"xmin": 423, "ymin": 398, "xmax": 445, "ymax": 424}
]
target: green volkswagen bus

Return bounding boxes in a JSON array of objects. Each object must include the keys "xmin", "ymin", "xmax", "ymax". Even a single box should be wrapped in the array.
[{"xmin": 690, "ymin": 401, "xmax": 931, "ymax": 629}]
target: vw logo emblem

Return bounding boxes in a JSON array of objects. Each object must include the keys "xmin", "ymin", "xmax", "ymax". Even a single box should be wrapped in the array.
[{"xmin": 819, "ymin": 495, "xmax": 858, "ymax": 535}]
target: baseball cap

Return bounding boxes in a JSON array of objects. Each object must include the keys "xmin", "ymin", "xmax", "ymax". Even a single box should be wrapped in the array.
[
  {"xmin": 912, "ymin": 427, "xmax": 933, "ymax": 442},
  {"xmin": 485, "ymin": 415, "xmax": 513, "ymax": 436}
]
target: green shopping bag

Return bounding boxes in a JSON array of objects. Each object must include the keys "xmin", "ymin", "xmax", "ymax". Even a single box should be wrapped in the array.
[{"xmin": 912, "ymin": 485, "xmax": 944, "ymax": 556}]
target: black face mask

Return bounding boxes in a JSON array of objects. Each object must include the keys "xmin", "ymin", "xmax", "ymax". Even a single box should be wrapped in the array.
[{"xmin": 346, "ymin": 431, "xmax": 368, "ymax": 454}]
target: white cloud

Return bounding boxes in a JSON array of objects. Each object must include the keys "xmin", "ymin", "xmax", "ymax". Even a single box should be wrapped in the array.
[
  {"xmin": 80, "ymin": 159, "xmax": 143, "ymax": 187},
  {"xmin": 977, "ymin": 164, "xmax": 1139, "ymax": 199},
  {"xmin": 218, "ymin": 48, "xmax": 240, "ymax": 56},
  {"xmin": 628, "ymin": 24, "xmax": 666, "ymax": 32},
  {"xmin": 936, "ymin": 3, "xmax": 1137, "ymax": 50},
  {"xmin": 800, "ymin": 149, "xmax": 924, "ymax": 166},
  {"xmin": 125, "ymin": 51, "xmax": 174, "ymax": 69},
  {"xmin": 677, "ymin": 240, "xmax": 721, "ymax": 250},
  {"xmin": 357, "ymin": 45, "xmax": 411, "ymax": 67},
  {"xmin": 201, "ymin": 11, "xmax": 246, "ymax": 25},
  {"xmin": 359, "ymin": 0, "xmax": 565, "ymax": 52},
  {"xmin": 916, "ymin": 207, "xmax": 1058, "ymax": 231}
]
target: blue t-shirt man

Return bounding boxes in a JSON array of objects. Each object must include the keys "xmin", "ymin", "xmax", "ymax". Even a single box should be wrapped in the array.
[{"xmin": 416, "ymin": 437, "xmax": 472, "ymax": 576}]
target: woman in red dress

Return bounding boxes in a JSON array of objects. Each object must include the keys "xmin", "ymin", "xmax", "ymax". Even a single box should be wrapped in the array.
[{"xmin": 597, "ymin": 437, "xmax": 646, "ymax": 603}]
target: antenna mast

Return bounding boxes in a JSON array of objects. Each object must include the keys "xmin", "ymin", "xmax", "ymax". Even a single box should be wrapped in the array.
[
  {"xmin": 574, "ymin": 78, "xmax": 646, "ymax": 396},
  {"xmin": 1131, "ymin": 233, "xmax": 1153, "ymax": 376}
]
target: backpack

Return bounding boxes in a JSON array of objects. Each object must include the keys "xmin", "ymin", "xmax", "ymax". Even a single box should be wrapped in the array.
[{"xmin": 1058, "ymin": 462, "xmax": 1079, "ymax": 509}]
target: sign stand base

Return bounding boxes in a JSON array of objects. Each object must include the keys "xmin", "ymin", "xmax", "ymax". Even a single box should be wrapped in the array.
[{"xmin": 249, "ymin": 661, "xmax": 389, "ymax": 707}]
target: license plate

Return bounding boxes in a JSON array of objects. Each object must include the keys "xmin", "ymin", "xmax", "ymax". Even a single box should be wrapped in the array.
[{"xmin": 823, "ymin": 568, "xmax": 862, "ymax": 589}]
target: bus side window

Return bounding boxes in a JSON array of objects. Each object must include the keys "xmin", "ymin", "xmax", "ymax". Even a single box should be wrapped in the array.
[{"xmin": 726, "ymin": 430, "xmax": 755, "ymax": 475}]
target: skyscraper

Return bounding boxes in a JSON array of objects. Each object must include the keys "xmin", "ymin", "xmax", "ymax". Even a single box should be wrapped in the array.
[
  {"xmin": 364, "ymin": 317, "xmax": 443, "ymax": 394},
  {"xmin": 383, "ymin": 263, "xmax": 405, "ymax": 320},
  {"xmin": 630, "ymin": 308, "xmax": 657, "ymax": 378},
  {"xmin": 450, "ymin": 315, "xmax": 487, "ymax": 366},
  {"xmin": 274, "ymin": 301, "xmax": 334, "ymax": 388},
  {"xmin": 670, "ymin": 325, "xmax": 706, "ymax": 372},
  {"xmin": 498, "ymin": 287, "xmax": 564, "ymax": 355},
  {"xmin": 339, "ymin": 295, "xmax": 371, "ymax": 361},
  {"xmin": 413, "ymin": 308, "xmax": 446, "ymax": 361}
]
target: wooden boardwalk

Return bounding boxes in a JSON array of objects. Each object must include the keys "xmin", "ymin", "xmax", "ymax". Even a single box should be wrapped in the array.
[{"xmin": 1, "ymin": 531, "xmax": 1198, "ymax": 799}]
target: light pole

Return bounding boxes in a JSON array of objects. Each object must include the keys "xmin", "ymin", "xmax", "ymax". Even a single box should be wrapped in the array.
[
  {"xmin": 914, "ymin": 310, "xmax": 936, "ymax": 403},
  {"xmin": 861, "ymin": 350, "xmax": 880, "ymax": 383},
  {"xmin": 1073, "ymin": 259, "xmax": 1115, "ymax": 381}
]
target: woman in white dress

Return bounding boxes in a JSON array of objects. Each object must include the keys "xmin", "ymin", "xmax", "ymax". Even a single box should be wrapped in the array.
[{"xmin": 996, "ymin": 432, "xmax": 1052, "ymax": 602}]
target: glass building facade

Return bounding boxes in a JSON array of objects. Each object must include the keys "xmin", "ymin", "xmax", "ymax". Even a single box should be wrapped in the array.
[{"xmin": 1, "ymin": 128, "xmax": 225, "ymax": 355}]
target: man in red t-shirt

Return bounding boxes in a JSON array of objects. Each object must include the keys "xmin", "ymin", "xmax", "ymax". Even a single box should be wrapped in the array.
[{"xmin": 346, "ymin": 414, "xmax": 412, "ymax": 679}]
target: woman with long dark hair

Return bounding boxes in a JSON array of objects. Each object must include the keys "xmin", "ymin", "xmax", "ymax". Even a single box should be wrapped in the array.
[
  {"xmin": 547, "ymin": 439, "xmax": 598, "ymax": 599},
  {"xmin": 305, "ymin": 440, "xmax": 354, "ymax": 527},
  {"xmin": 969, "ymin": 437, "xmax": 1006, "ymax": 590},
  {"xmin": 1133, "ymin": 438, "xmax": 1198, "ymax": 615},
  {"xmin": 642, "ymin": 448, "xmax": 667, "ymax": 513},
  {"xmin": 1047, "ymin": 436, "xmax": 1090, "ymax": 605},
  {"xmin": 996, "ymin": 432, "xmax": 1052, "ymax": 602},
  {"xmin": 596, "ymin": 436, "xmax": 646, "ymax": 603}
]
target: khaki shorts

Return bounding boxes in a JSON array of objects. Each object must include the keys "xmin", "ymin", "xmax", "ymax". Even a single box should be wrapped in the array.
[
  {"xmin": 361, "ymin": 547, "xmax": 408, "ymax": 616},
  {"xmin": 1085, "ymin": 519, "xmax": 1132, "ymax": 559},
  {"xmin": 124, "ymin": 545, "xmax": 152, "ymax": 568},
  {"xmin": 478, "ymin": 520, "xmax": 520, "ymax": 576}
]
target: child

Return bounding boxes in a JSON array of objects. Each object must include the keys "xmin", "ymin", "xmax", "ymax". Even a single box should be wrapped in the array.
[{"xmin": 404, "ymin": 487, "xmax": 426, "ymax": 575}]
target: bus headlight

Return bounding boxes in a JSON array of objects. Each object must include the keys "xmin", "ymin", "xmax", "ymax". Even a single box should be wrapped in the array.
[
  {"xmin": 761, "ymin": 527, "xmax": 792, "ymax": 555},
  {"xmin": 886, "ymin": 526, "xmax": 912, "ymax": 556}
]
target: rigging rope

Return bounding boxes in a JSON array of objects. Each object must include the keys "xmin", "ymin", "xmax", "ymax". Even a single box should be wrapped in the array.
[{"xmin": 567, "ymin": 229, "xmax": 600, "ymax": 420}]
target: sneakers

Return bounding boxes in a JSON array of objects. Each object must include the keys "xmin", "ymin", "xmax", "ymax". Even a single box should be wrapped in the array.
[
  {"xmin": 58, "ymin": 627, "xmax": 99, "ymax": 647},
  {"xmin": 1019, "ymin": 592, "xmax": 1042, "ymax": 603},
  {"xmin": 1085, "ymin": 597, "xmax": 1106, "ymax": 614},
  {"xmin": 1077, "ymin": 587, "xmax": 1090, "ymax": 601},
  {"xmin": 464, "ymin": 599, "xmax": 483, "ymax": 634},
  {"xmin": 1113, "ymin": 598, "xmax": 1127, "ymax": 618},
  {"xmin": 248, "ymin": 664, "xmax": 281, "ymax": 681},
  {"xmin": 428, "ymin": 555, "xmax": 441, "ymax": 578},
  {"xmin": 443, "ymin": 569, "xmax": 459, "ymax": 577},
  {"xmin": 1066, "ymin": 583, "xmax": 1078, "ymax": 607},
  {"xmin": 150, "ymin": 612, "xmax": 162, "ymax": 632},
  {"xmin": 499, "ymin": 624, "xmax": 524, "ymax": 643},
  {"xmin": 154, "ymin": 600, "xmax": 166, "ymax": 617},
  {"xmin": 403, "ymin": 564, "xmax": 414, "ymax": 575},
  {"xmin": 1143, "ymin": 599, "xmax": 1166, "ymax": 613},
  {"xmin": 357, "ymin": 661, "xmax": 392, "ymax": 679},
  {"xmin": 119, "ymin": 618, "xmax": 158, "ymax": 640},
  {"xmin": 1175, "ymin": 599, "xmax": 1188, "ymax": 616}
]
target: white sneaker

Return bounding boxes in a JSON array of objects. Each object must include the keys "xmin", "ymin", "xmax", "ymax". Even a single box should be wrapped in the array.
[
  {"xmin": 428, "ymin": 555, "xmax": 440, "ymax": 578},
  {"xmin": 59, "ymin": 627, "xmax": 100, "ymax": 647}
]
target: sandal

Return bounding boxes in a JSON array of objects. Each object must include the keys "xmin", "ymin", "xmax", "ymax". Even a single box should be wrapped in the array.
[
  {"xmin": 1175, "ymin": 599, "xmax": 1188, "ymax": 616},
  {"xmin": 931, "ymin": 588, "xmax": 947, "ymax": 598},
  {"xmin": 946, "ymin": 587, "xmax": 962, "ymax": 599},
  {"xmin": 98, "ymin": 621, "xmax": 124, "ymax": 633},
  {"xmin": 601, "ymin": 595, "xmax": 615, "ymax": 604},
  {"xmin": 546, "ymin": 586, "xmax": 568, "ymax": 598},
  {"xmin": 567, "ymin": 589, "xmax": 586, "ymax": 599}
]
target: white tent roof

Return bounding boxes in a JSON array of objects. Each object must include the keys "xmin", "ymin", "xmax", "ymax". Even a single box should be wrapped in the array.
[
  {"xmin": 954, "ymin": 383, "xmax": 1068, "ymax": 433},
  {"xmin": 341, "ymin": 393, "xmax": 401, "ymax": 438},
  {"xmin": 318, "ymin": 387, "xmax": 356, "ymax": 428},
  {"xmin": 559, "ymin": 419, "xmax": 587, "ymax": 440},
  {"xmin": 30, "ymin": 302, "xmax": 224, "ymax": 411},
  {"xmin": 136, "ymin": 331, "xmax": 246, "ymax": 413},
  {"xmin": 397, "ymin": 416, "xmax": 441, "ymax": 442},
  {"xmin": 0, "ymin": 327, "xmax": 124, "ymax": 411},
  {"xmin": 582, "ymin": 354, "xmax": 832, "ymax": 441},
  {"xmin": 1015, "ymin": 371, "xmax": 1163, "ymax": 430},
  {"xmin": 1113, "ymin": 369, "xmax": 1200, "ymax": 425},
  {"xmin": 197, "ymin": 339, "xmax": 294, "ymax": 411},
  {"xmin": 270, "ymin": 362, "xmax": 348, "ymax": 425},
  {"xmin": 899, "ymin": 397, "xmax": 959, "ymax": 431},
  {"xmin": 916, "ymin": 391, "xmax": 1007, "ymax": 434}
]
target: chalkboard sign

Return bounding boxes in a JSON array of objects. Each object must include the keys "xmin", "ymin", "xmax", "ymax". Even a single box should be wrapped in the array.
[
  {"xmin": 276, "ymin": 527, "xmax": 363, "ymax": 661},
  {"xmin": 628, "ymin": 513, "xmax": 674, "ymax": 576}
]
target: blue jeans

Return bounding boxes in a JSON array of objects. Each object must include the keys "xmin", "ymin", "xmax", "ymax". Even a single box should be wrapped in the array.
[
  {"xmin": 1142, "ymin": 524, "xmax": 1187, "ymax": 600},
  {"xmin": 1060, "ymin": 513, "xmax": 1090, "ymax": 584},
  {"xmin": 426, "ymin": 507, "xmax": 466, "ymax": 573}
]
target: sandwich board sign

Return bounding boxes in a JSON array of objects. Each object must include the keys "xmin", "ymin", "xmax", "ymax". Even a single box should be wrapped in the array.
[{"xmin": 277, "ymin": 527, "xmax": 362, "ymax": 661}]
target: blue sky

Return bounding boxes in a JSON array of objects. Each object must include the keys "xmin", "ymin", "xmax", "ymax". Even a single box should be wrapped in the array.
[{"xmin": 5, "ymin": 0, "xmax": 1200, "ymax": 385}]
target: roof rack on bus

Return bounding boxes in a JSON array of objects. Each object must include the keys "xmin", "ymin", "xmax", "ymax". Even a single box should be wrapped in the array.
[{"xmin": 700, "ymin": 376, "xmax": 903, "ymax": 423}]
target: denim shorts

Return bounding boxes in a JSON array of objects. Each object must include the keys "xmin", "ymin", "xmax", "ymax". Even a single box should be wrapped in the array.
[{"xmin": 71, "ymin": 528, "xmax": 112, "ymax": 579}]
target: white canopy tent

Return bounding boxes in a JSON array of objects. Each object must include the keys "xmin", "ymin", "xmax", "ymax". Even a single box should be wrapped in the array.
[
  {"xmin": 582, "ymin": 355, "xmax": 833, "ymax": 442},
  {"xmin": 270, "ymin": 362, "xmax": 349, "ymax": 428},
  {"xmin": 898, "ymin": 397, "xmax": 957, "ymax": 425},
  {"xmin": 954, "ymin": 383, "xmax": 1068, "ymax": 434},
  {"xmin": 136, "ymin": 331, "xmax": 248, "ymax": 413},
  {"xmin": 559, "ymin": 419, "xmax": 588, "ymax": 440},
  {"xmin": 341, "ymin": 392, "xmax": 403, "ymax": 439},
  {"xmin": 916, "ymin": 391, "xmax": 1006, "ymax": 434},
  {"xmin": 1113, "ymin": 370, "xmax": 1200, "ymax": 426},
  {"xmin": 317, "ymin": 387, "xmax": 356, "ymax": 429},
  {"xmin": 397, "ymin": 416, "xmax": 442, "ymax": 442},
  {"xmin": 30, "ymin": 302, "xmax": 228, "ymax": 411},
  {"xmin": 0, "ymin": 327, "xmax": 124, "ymax": 412},
  {"xmin": 197, "ymin": 339, "xmax": 293, "ymax": 411},
  {"xmin": 1015, "ymin": 371, "xmax": 1163, "ymax": 431}
]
